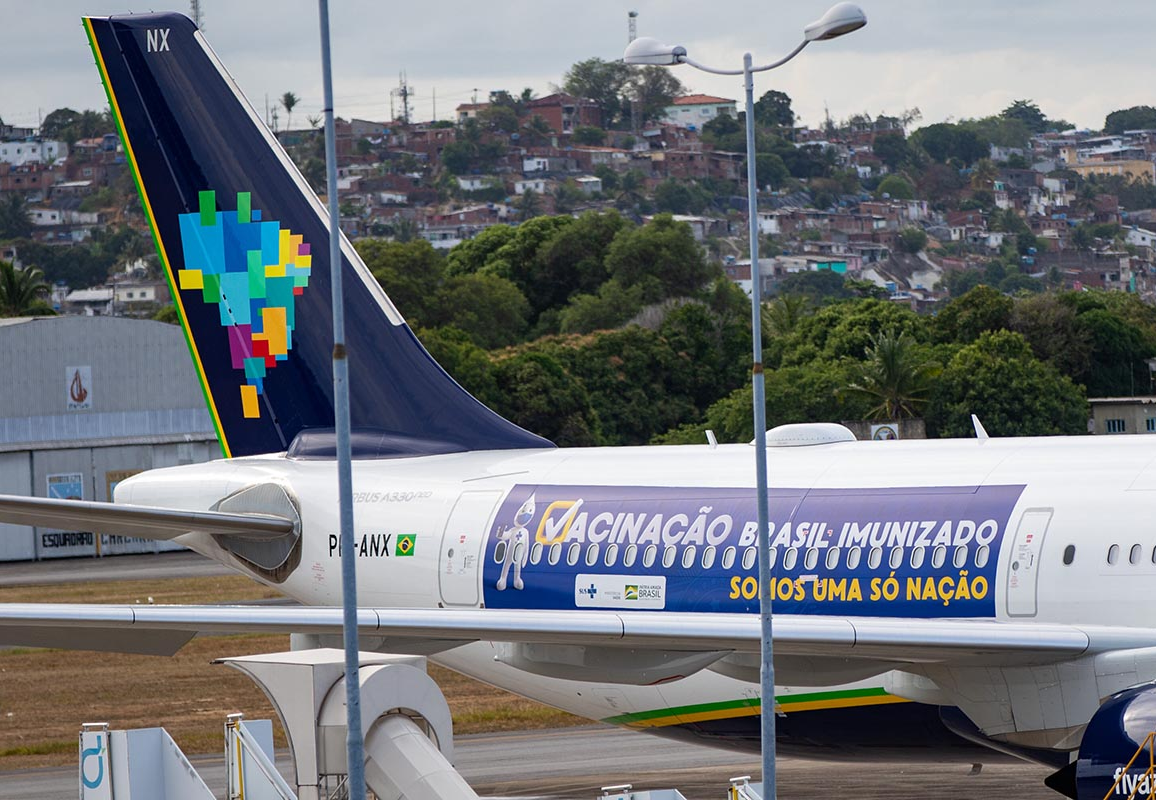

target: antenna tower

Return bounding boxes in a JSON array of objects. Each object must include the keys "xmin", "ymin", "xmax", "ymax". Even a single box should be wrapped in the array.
[
  {"xmin": 390, "ymin": 72, "xmax": 414, "ymax": 125},
  {"xmin": 628, "ymin": 10, "xmax": 638, "ymax": 42},
  {"xmin": 190, "ymin": 0, "xmax": 204, "ymax": 29}
]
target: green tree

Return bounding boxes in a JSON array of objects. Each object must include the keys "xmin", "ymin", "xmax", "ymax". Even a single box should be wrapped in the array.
[
  {"xmin": 518, "ymin": 188, "xmax": 542, "ymax": 220},
  {"xmin": 844, "ymin": 328, "xmax": 940, "ymax": 419},
  {"xmin": 0, "ymin": 194, "xmax": 32, "ymax": 240},
  {"xmin": 1010, "ymin": 292, "xmax": 1092, "ymax": 382},
  {"xmin": 753, "ymin": 90, "xmax": 795, "ymax": 128},
  {"xmin": 627, "ymin": 66, "xmax": 684, "ymax": 126},
  {"xmin": 764, "ymin": 294, "xmax": 811, "ymax": 336},
  {"xmin": 571, "ymin": 125, "xmax": 606, "ymax": 146},
  {"xmin": 0, "ymin": 261, "xmax": 52, "ymax": 316},
  {"xmin": 562, "ymin": 58, "xmax": 632, "ymax": 129},
  {"xmin": 432, "ymin": 272, "xmax": 530, "ymax": 349},
  {"xmin": 897, "ymin": 227, "xmax": 928, "ymax": 254},
  {"xmin": 416, "ymin": 326, "xmax": 501, "ymax": 408},
  {"xmin": 911, "ymin": 122, "xmax": 989, "ymax": 166},
  {"xmin": 1105, "ymin": 105, "xmax": 1156, "ymax": 135},
  {"xmin": 928, "ymin": 330, "xmax": 1086, "ymax": 437},
  {"xmin": 933, "ymin": 285, "xmax": 1013, "ymax": 344},
  {"xmin": 1000, "ymin": 100, "xmax": 1048, "ymax": 133},
  {"xmin": 876, "ymin": 174, "xmax": 914, "ymax": 200},
  {"xmin": 653, "ymin": 178, "xmax": 709, "ymax": 214},
  {"xmin": 872, "ymin": 133, "xmax": 910, "ymax": 171},
  {"xmin": 491, "ymin": 351, "xmax": 600, "ymax": 445},
  {"xmin": 604, "ymin": 214, "xmax": 714, "ymax": 301},
  {"xmin": 477, "ymin": 104, "xmax": 519, "ymax": 133},
  {"xmin": 557, "ymin": 279, "xmax": 645, "ymax": 334},
  {"xmin": 280, "ymin": 92, "xmax": 299, "ymax": 131},
  {"xmin": 358, "ymin": 238, "xmax": 444, "ymax": 324}
]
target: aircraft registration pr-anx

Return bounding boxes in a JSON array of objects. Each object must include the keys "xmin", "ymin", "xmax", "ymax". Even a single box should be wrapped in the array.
[{"xmin": 0, "ymin": 13, "xmax": 1154, "ymax": 800}]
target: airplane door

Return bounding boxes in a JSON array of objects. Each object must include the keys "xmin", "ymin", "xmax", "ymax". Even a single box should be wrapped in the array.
[
  {"xmin": 439, "ymin": 490, "xmax": 502, "ymax": 607},
  {"xmin": 1005, "ymin": 508, "xmax": 1053, "ymax": 617}
]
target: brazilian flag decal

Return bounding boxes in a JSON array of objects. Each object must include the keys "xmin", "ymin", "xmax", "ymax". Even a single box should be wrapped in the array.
[
  {"xmin": 395, "ymin": 534, "xmax": 416, "ymax": 557},
  {"xmin": 625, "ymin": 585, "xmax": 639, "ymax": 600}
]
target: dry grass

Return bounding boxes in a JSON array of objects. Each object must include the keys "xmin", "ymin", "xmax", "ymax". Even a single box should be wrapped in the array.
[{"xmin": 0, "ymin": 575, "xmax": 582, "ymax": 770}]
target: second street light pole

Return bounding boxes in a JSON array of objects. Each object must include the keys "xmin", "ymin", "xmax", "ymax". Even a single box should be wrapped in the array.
[
  {"xmin": 623, "ymin": 8, "xmax": 866, "ymax": 798},
  {"xmin": 742, "ymin": 48, "xmax": 779, "ymax": 800}
]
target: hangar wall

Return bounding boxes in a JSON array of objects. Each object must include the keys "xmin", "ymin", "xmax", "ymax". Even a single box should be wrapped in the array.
[{"xmin": 0, "ymin": 316, "xmax": 220, "ymax": 560}]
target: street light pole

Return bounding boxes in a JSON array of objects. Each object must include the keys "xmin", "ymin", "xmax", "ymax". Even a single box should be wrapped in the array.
[{"xmin": 623, "ymin": 8, "xmax": 866, "ymax": 799}]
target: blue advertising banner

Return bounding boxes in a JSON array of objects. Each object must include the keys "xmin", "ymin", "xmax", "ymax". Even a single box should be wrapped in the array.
[{"xmin": 482, "ymin": 484, "xmax": 1025, "ymax": 618}]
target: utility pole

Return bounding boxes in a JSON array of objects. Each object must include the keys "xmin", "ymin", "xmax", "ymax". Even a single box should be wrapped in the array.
[{"xmin": 390, "ymin": 72, "xmax": 414, "ymax": 125}]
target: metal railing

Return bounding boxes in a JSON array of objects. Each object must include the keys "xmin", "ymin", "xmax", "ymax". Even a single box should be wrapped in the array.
[{"xmin": 1104, "ymin": 732, "xmax": 1156, "ymax": 800}]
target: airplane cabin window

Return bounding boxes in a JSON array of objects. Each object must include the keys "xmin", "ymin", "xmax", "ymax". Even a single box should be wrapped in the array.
[
  {"xmin": 953, "ymin": 545, "xmax": 968, "ymax": 569},
  {"xmin": 867, "ymin": 547, "xmax": 882, "ymax": 569},
  {"xmin": 975, "ymin": 544, "xmax": 989, "ymax": 568},
  {"xmin": 742, "ymin": 547, "xmax": 757, "ymax": 571},
  {"xmin": 604, "ymin": 543, "xmax": 619, "ymax": 567},
  {"xmin": 826, "ymin": 547, "xmax": 840, "ymax": 570},
  {"xmin": 1108, "ymin": 544, "xmax": 1119, "ymax": 565},
  {"xmin": 567, "ymin": 542, "xmax": 581, "ymax": 566},
  {"xmin": 512, "ymin": 542, "xmax": 525, "ymax": 563},
  {"xmin": 722, "ymin": 546, "xmax": 736, "ymax": 569},
  {"xmin": 768, "ymin": 547, "xmax": 778, "ymax": 568},
  {"xmin": 548, "ymin": 542, "xmax": 562, "ymax": 565},
  {"xmin": 702, "ymin": 546, "xmax": 717, "ymax": 569},
  {"xmin": 643, "ymin": 544, "xmax": 658, "ymax": 568},
  {"xmin": 932, "ymin": 545, "xmax": 947, "ymax": 568},
  {"xmin": 783, "ymin": 547, "xmax": 799, "ymax": 570},
  {"xmin": 889, "ymin": 547, "xmax": 903, "ymax": 569},
  {"xmin": 910, "ymin": 546, "xmax": 926, "ymax": 569},
  {"xmin": 1131, "ymin": 544, "xmax": 1142, "ymax": 565},
  {"xmin": 662, "ymin": 546, "xmax": 677, "ymax": 569},
  {"xmin": 804, "ymin": 548, "xmax": 818, "ymax": 570},
  {"xmin": 623, "ymin": 543, "xmax": 638, "ymax": 567},
  {"xmin": 493, "ymin": 540, "xmax": 507, "ymax": 564},
  {"xmin": 846, "ymin": 547, "xmax": 862, "ymax": 569},
  {"xmin": 681, "ymin": 545, "xmax": 697, "ymax": 569},
  {"xmin": 530, "ymin": 542, "xmax": 543, "ymax": 565},
  {"xmin": 585, "ymin": 543, "xmax": 600, "ymax": 566},
  {"xmin": 1062, "ymin": 545, "xmax": 1075, "ymax": 565}
]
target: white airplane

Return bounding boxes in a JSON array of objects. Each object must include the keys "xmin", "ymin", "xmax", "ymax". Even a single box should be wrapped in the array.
[{"xmin": 0, "ymin": 13, "xmax": 1152, "ymax": 800}]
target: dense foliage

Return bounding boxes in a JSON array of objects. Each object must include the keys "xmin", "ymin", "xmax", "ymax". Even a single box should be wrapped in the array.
[{"xmin": 356, "ymin": 217, "xmax": 1156, "ymax": 447}]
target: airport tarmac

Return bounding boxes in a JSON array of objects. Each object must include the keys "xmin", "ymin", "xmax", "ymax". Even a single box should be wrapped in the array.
[
  {"xmin": 0, "ymin": 552, "xmax": 1058, "ymax": 799},
  {"xmin": 1, "ymin": 723, "xmax": 1056, "ymax": 799}
]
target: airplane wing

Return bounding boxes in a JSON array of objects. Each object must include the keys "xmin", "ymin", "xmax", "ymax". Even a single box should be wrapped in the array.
[{"xmin": 0, "ymin": 602, "xmax": 1146, "ymax": 664}]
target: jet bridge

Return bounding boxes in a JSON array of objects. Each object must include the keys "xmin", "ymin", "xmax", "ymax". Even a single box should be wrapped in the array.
[{"xmin": 80, "ymin": 649, "xmax": 478, "ymax": 800}]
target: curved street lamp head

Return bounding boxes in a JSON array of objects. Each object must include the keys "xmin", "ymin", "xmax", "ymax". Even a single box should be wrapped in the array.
[
  {"xmin": 622, "ymin": 36, "xmax": 687, "ymax": 66},
  {"xmin": 804, "ymin": 2, "xmax": 867, "ymax": 41}
]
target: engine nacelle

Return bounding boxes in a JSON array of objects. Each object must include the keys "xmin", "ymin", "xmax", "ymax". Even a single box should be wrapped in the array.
[{"xmin": 1057, "ymin": 683, "xmax": 1156, "ymax": 800}]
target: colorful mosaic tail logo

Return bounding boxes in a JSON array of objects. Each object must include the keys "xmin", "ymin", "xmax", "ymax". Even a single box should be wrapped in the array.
[{"xmin": 176, "ymin": 191, "xmax": 312, "ymax": 419}]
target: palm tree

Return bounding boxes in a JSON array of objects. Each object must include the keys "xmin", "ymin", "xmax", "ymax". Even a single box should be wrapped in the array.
[
  {"xmin": 844, "ymin": 328, "xmax": 939, "ymax": 420},
  {"xmin": 522, "ymin": 115, "xmax": 553, "ymax": 147},
  {"xmin": 280, "ymin": 91, "xmax": 300, "ymax": 131},
  {"xmin": 0, "ymin": 261, "xmax": 53, "ymax": 316},
  {"xmin": 763, "ymin": 294, "xmax": 810, "ymax": 337}
]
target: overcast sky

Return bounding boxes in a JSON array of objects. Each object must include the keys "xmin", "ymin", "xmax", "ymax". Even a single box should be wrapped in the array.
[{"xmin": 3, "ymin": 2, "xmax": 1154, "ymax": 135}]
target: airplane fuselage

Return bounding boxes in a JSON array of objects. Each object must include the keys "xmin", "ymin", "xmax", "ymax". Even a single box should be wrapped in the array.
[{"xmin": 115, "ymin": 431, "xmax": 1155, "ymax": 761}]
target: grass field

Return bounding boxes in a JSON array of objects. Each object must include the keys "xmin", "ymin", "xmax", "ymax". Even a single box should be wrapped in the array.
[{"xmin": 0, "ymin": 575, "xmax": 582, "ymax": 769}]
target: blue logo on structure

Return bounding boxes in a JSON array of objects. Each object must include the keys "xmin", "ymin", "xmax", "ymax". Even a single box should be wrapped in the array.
[
  {"xmin": 579, "ymin": 583, "xmax": 598, "ymax": 599},
  {"xmin": 81, "ymin": 734, "xmax": 105, "ymax": 789}
]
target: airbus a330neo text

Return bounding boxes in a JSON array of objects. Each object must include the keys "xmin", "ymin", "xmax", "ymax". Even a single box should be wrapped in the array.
[{"xmin": 0, "ymin": 14, "xmax": 1153, "ymax": 800}]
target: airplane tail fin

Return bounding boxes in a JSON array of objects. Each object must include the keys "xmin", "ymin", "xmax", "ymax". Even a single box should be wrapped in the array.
[{"xmin": 84, "ymin": 13, "xmax": 552, "ymax": 458}]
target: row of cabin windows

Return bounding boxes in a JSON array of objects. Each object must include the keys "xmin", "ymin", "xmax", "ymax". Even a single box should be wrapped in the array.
[
  {"xmin": 492, "ymin": 540, "xmax": 991, "ymax": 572},
  {"xmin": 1105, "ymin": 543, "xmax": 1156, "ymax": 566}
]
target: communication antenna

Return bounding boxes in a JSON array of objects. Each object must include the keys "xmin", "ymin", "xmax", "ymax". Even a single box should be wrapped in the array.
[
  {"xmin": 190, "ymin": 0, "xmax": 204, "ymax": 29},
  {"xmin": 628, "ymin": 10, "xmax": 638, "ymax": 42},
  {"xmin": 390, "ymin": 72, "xmax": 414, "ymax": 125}
]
